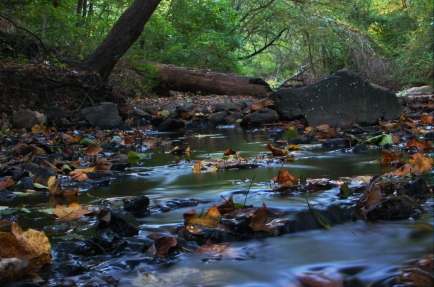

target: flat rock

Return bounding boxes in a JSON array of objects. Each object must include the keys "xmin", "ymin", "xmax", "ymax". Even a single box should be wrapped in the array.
[
  {"xmin": 240, "ymin": 108, "xmax": 279, "ymax": 126},
  {"xmin": 270, "ymin": 69, "xmax": 400, "ymax": 127},
  {"xmin": 11, "ymin": 108, "xmax": 46, "ymax": 129},
  {"xmin": 81, "ymin": 102, "xmax": 122, "ymax": 129}
]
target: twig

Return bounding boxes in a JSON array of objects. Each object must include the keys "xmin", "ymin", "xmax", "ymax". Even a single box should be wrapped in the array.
[{"xmin": 243, "ymin": 175, "xmax": 255, "ymax": 207}]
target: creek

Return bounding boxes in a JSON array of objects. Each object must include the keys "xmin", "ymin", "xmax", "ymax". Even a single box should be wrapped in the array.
[{"xmin": 8, "ymin": 127, "xmax": 434, "ymax": 286}]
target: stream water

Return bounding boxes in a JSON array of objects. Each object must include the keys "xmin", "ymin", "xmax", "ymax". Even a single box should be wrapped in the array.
[{"xmin": 8, "ymin": 127, "xmax": 434, "ymax": 286}]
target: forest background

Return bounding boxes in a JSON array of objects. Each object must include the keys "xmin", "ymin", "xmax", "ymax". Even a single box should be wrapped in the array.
[{"xmin": 1, "ymin": 0, "xmax": 433, "ymax": 91}]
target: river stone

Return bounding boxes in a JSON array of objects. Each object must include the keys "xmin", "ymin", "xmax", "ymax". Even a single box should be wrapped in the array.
[
  {"xmin": 211, "ymin": 111, "xmax": 228, "ymax": 126},
  {"xmin": 270, "ymin": 69, "xmax": 400, "ymax": 127},
  {"xmin": 157, "ymin": 118, "xmax": 185, "ymax": 131},
  {"xmin": 214, "ymin": 102, "xmax": 238, "ymax": 112},
  {"xmin": 81, "ymin": 102, "xmax": 122, "ymax": 129},
  {"xmin": 11, "ymin": 108, "xmax": 46, "ymax": 129},
  {"xmin": 240, "ymin": 108, "xmax": 279, "ymax": 126}
]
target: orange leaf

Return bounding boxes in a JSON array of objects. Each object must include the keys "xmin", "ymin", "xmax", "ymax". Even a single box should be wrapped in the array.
[
  {"xmin": 390, "ymin": 164, "xmax": 415, "ymax": 176},
  {"xmin": 83, "ymin": 144, "xmax": 102, "ymax": 156},
  {"xmin": 266, "ymin": 143, "xmax": 287, "ymax": 156},
  {"xmin": 316, "ymin": 124, "xmax": 331, "ymax": 132},
  {"xmin": 96, "ymin": 158, "xmax": 113, "ymax": 171},
  {"xmin": 420, "ymin": 115, "xmax": 433, "ymax": 124},
  {"xmin": 155, "ymin": 237, "xmax": 178, "ymax": 258},
  {"xmin": 273, "ymin": 168, "xmax": 298, "ymax": 185},
  {"xmin": 52, "ymin": 204, "xmax": 93, "ymax": 220},
  {"xmin": 224, "ymin": 148, "xmax": 237, "ymax": 156},
  {"xmin": 380, "ymin": 150, "xmax": 398, "ymax": 162},
  {"xmin": 409, "ymin": 153, "xmax": 433, "ymax": 174},
  {"xmin": 406, "ymin": 138, "xmax": 432, "ymax": 150},
  {"xmin": 0, "ymin": 177, "xmax": 14, "ymax": 191},
  {"xmin": 39, "ymin": 159, "xmax": 63, "ymax": 174},
  {"xmin": 183, "ymin": 205, "xmax": 225, "ymax": 234}
]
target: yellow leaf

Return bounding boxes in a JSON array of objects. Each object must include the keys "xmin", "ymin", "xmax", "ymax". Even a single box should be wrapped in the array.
[
  {"xmin": 52, "ymin": 204, "xmax": 93, "ymax": 220},
  {"xmin": 31, "ymin": 124, "xmax": 46, "ymax": 134}
]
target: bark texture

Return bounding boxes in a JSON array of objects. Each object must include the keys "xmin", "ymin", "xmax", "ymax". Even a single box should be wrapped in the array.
[
  {"xmin": 154, "ymin": 63, "xmax": 272, "ymax": 98},
  {"xmin": 86, "ymin": 0, "xmax": 161, "ymax": 81}
]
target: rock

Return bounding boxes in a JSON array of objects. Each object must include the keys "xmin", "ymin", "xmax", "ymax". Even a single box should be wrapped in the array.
[
  {"xmin": 425, "ymin": 132, "xmax": 434, "ymax": 141},
  {"xmin": 132, "ymin": 108, "xmax": 151, "ymax": 119},
  {"xmin": 211, "ymin": 111, "xmax": 228, "ymax": 126},
  {"xmin": 404, "ymin": 178, "xmax": 432, "ymax": 201},
  {"xmin": 240, "ymin": 108, "xmax": 279, "ymax": 127},
  {"xmin": 81, "ymin": 102, "xmax": 122, "ymax": 129},
  {"xmin": 398, "ymin": 85, "xmax": 433, "ymax": 96},
  {"xmin": 270, "ymin": 69, "xmax": 400, "ymax": 127},
  {"xmin": 214, "ymin": 102, "xmax": 238, "ymax": 112},
  {"xmin": 11, "ymin": 108, "xmax": 46, "ymax": 129},
  {"xmin": 123, "ymin": 196, "xmax": 150, "ymax": 217},
  {"xmin": 157, "ymin": 118, "xmax": 185, "ymax": 131}
]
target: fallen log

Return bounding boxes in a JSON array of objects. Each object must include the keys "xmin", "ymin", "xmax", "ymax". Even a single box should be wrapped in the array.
[{"xmin": 153, "ymin": 63, "xmax": 272, "ymax": 98}]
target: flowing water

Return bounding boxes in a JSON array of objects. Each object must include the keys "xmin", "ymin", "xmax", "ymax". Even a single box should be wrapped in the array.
[{"xmin": 8, "ymin": 127, "xmax": 434, "ymax": 286}]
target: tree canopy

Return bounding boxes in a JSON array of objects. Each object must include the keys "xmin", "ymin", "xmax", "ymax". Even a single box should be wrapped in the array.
[{"xmin": 1, "ymin": 0, "xmax": 432, "ymax": 89}]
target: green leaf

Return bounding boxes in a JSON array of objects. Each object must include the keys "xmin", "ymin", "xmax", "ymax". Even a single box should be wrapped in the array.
[
  {"xmin": 280, "ymin": 128, "xmax": 298, "ymax": 140},
  {"xmin": 33, "ymin": 183, "xmax": 48, "ymax": 189},
  {"xmin": 80, "ymin": 138, "xmax": 95, "ymax": 146},
  {"xmin": 128, "ymin": 151, "xmax": 150, "ymax": 163},
  {"xmin": 378, "ymin": 134, "xmax": 393, "ymax": 146},
  {"xmin": 339, "ymin": 182, "xmax": 352, "ymax": 198}
]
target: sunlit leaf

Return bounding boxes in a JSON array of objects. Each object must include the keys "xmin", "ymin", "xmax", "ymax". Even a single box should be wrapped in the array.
[
  {"xmin": 52, "ymin": 203, "xmax": 93, "ymax": 220},
  {"xmin": 409, "ymin": 153, "xmax": 433, "ymax": 174}
]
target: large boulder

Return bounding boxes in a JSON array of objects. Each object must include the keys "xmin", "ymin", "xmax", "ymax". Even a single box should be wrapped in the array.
[
  {"xmin": 81, "ymin": 102, "xmax": 122, "ymax": 129},
  {"xmin": 240, "ymin": 108, "xmax": 279, "ymax": 127},
  {"xmin": 270, "ymin": 69, "xmax": 400, "ymax": 127},
  {"xmin": 11, "ymin": 108, "xmax": 46, "ymax": 129}
]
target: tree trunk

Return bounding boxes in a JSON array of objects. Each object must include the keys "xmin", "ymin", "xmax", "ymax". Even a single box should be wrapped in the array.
[
  {"xmin": 153, "ymin": 63, "xmax": 272, "ymax": 98},
  {"xmin": 86, "ymin": 0, "xmax": 161, "ymax": 81}
]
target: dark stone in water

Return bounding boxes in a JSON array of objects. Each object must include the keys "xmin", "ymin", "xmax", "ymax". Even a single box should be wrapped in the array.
[
  {"xmin": 3, "ymin": 282, "xmax": 40, "ymax": 287},
  {"xmin": 366, "ymin": 196, "xmax": 421, "ymax": 220},
  {"xmin": 321, "ymin": 138, "xmax": 349, "ymax": 148},
  {"xmin": 425, "ymin": 132, "xmax": 434, "ymax": 141},
  {"xmin": 0, "ymin": 189, "xmax": 16, "ymax": 203},
  {"xmin": 123, "ymin": 195, "xmax": 150, "ymax": 217},
  {"xmin": 404, "ymin": 178, "xmax": 432, "ymax": 201},
  {"xmin": 352, "ymin": 143, "xmax": 368, "ymax": 153}
]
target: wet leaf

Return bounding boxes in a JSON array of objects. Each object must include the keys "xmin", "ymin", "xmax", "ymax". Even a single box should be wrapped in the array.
[
  {"xmin": 79, "ymin": 138, "xmax": 94, "ymax": 146},
  {"xmin": 83, "ymin": 144, "xmax": 102, "ymax": 156},
  {"xmin": 339, "ymin": 182, "xmax": 352, "ymax": 198},
  {"xmin": 69, "ymin": 167, "xmax": 95, "ymax": 181},
  {"xmin": 249, "ymin": 203, "xmax": 283, "ymax": 235},
  {"xmin": 183, "ymin": 205, "xmax": 225, "ymax": 234},
  {"xmin": 47, "ymin": 176, "xmax": 62, "ymax": 195},
  {"xmin": 354, "ymin": 177, "xmax": 382, "ymax": 220},
  {"xmin": 217, "ymin": 194, "xmax": 236, "ymax": 214},
  {"xmin": 39, "ymin": 158, "xmax": 63, "ymax": 174},
  {"xmin": 192, "ymin": 161, "xmax": 218, "ymax": 173},
  {"xmin": 273, "ymin": 168, "xmax": 298, "ymax": 185},
  {"xmin": 390, "ymin": 164, "xmax": 415, "ymax": 176},
  {"xmin": 223, "ymin": 148, "xmax": 237, "ymax": 156},
  {"xmin": 52, "ymin": 203, "xmax": 93, "ymax": 220},
  {"xmin": 280, "ymin": 128, "xmax": 298, "ymax": 140},
  {"xmin": 96, "ymin": 158, "xmax": 113, "ymax": 171},
  {"xmin": 265, "ymin": 143, "xmax": 287, "ymax": 156},
  {"xmin": 196, "ymin": 239, "xmax": 229, "ymax": 254},
  {"xmin": 31, "ymin": 124, "xmax": 46, "ymax": 134},
  {"xmin": 409, "ymin": 153, "xmax": 433, "ymax": 174},
  {"xmin": 406, "ymin": 138, "xmax": 433, "ymax": 151},
  {"xmin": 380, "ymin": 150, "xmax": 398, "ymax": 162},
  {"xmin": 420, "ymin": 115, "xmax": 433, "ymax": 124},
  {"xmin": 316, "ymin": 124, "xmax": 331, "ymax": 132},
  {"xmin": 287, "ymin": 144, "xmax": 302, "ymax": 150},
  {"xmin": 296, "ymin": 267, "xmax": 344, "ymax": 287},
  {"xmin": 154, "ymin": 237, "xmax": 178, "ymax": 258},
  {"xmin": 0, "ymin": 178, "xmax": 14, "ymax": 191}
]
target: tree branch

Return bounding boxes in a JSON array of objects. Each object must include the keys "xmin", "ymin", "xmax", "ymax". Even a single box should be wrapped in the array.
[{"xmin": 238, "ymin": 28, "xmax": 287, "ymax": 60}]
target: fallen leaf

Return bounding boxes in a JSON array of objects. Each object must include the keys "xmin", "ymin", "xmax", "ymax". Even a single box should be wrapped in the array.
[
  {"xmin": 390, "ymin": 163, "xmax": 415, "ymax": 176},
  {"xmin": 52, "ymin": 203, "xmax": 93, "ymax": 220},
  {"xmin": 406, "ymin": 139, "xmax": 433, "ymax": 151},
  {"xmin": 11, "ymin": 223, "xmax": 51, "ymax": 265},
  {"xmin": 0, "ymin": 177, "xmax": 14, "ymax": 191},
  {"xmin": 224, "ymin": 148, "xmax": 237, "ymax": 156},
  {"xmin": 83, "ymin": 144, "xmax": 102, "ymax": 156},
  {"xmin": 287, "ymin": 144, "xmax": 302, "ymax": 150},
  {"xmin": 154, "ymin": 237, "xmax": 178, "ymax": 258},
  {"xmin": 420, "ymin": 115, "xmax": 433, "ymax": 124},
  {"xmin": 31, "ymin": 124, "xmax": 46, "ymax": 134},
  {"xmin": 196, "ymin": 239, "xmax": 229, "ymax": 254},
  {"xmin": 183, "ymin": 205, "xmax": 226, "ymax": 234},
  {"xmin": 380, "ymin": 150, "xmax": 398, "ymax": 162},
  {"xmin": 409, "ymin": 153, "xmax": 433, "ymax": 174},
  {"xmin": 249, "ymin": 203, "xmax": 282, "ymax": 235},
  {"xmin": 96, "ymin": 158, "xmax": 113, "ymax": 171},
  {"xmin": 39, "ymin": 159, "xmax": 63, "ymax": 174},
  {"xmin": 316, "ymin": 124, "xmax": 331, "ymax": 132},
  {"xmin": 273, "ymin": 168, "xmax": 298, "ymax": 185},
  {"xmin": 266, "ymin": 143, "xmax": 287, "ymax": 156}
]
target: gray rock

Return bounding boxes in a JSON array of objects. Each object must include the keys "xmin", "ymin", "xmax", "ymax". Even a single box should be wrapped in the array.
[
  {"xmin": 81, "ymin": 102, "xmax": 122, "ymax": 129},
  {"xmin": 132, "ymin": 108, "xmax": 151, "ymax": 119},
  {"xmin": 11, "ymin": 108, "xmax": 46, "ymax": 129},
  {"xmin": 157, "ymin": 118, "xmax": 185, "ymax": 132},
  {"xmin": 270, "ymin": 69, "xmax": 400, "ymax": 127},
  {"xmin": 240, "ymin": 108, "xmax": 279, "ymax": 126},
  {"xmin": 214, "ymin": 102, "xmax": 238, "ymax": 112},
  {"xmin": 211, "ymin": 111, "xmax": 228, "ymax": 126}
]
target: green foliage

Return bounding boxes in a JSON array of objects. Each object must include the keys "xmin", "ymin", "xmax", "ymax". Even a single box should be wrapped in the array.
[{"xmin": 1, "ymin": 0, "xmax": 432, "ymax": 88}]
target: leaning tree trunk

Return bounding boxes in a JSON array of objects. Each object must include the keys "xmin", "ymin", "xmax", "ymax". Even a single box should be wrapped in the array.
[
  {"xmin": 153, "ymin": 63, "xmax": 272, "ymax": 98},
  {"xmin": 86, "ymin": 0, "xmax": 161, "ymax": 81}
]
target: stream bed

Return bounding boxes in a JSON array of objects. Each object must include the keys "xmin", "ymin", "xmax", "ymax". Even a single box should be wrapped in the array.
[{"xmin": 5, "ymin": 127, "xmax": 434, "ymax": 286}]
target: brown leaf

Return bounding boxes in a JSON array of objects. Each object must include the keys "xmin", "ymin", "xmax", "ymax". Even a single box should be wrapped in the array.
[
  {"xmin": 69, "ymin": 167, "xmax": 95, "ymax": 181},
  {"xmin": 273, "ymin": 168, "xmax": 298, "ymax": 185},
  {"xmin": 0, "ymin": 177, "xmax": 14, "ymax": 191},
  {"xmin": 39, "ymin": 159, "xmax": 63, "ymax": 174},
  {"xmin": 196, "ymin": 239, "xmax": 229, "ymax": 254},
  {"xmin": 390, "ymin": 164, "xmax": 415, "ymax": 176},
  {"xmin": 266, "ymin": 143, "xmax": 287, "ymax": 156},
  {"xmin": 11, "ymin": 223, "xmax": 51, "ymax": 265},
  {"xmin": 96, "ymin": 158, "xmax": 113, "ymax": 171},
  {"xmin": 257, "ymin": 98, "xmax": 274, "ymax": 109},
  {"xmin": 183, "ymin": 205, "xmax": 225, "ymax": 234},
  {"xmin": 380, "ymin": 150, "xmax": 398, "ymax": 162},
  {"xmin": 249, "ymin": 203, "xmax": 280, "ymax": 234},
  {"xmin": 52, "ymin": 203, "xmax": 93, "ymax": 220},
  {"xmin": 316, "ymin": 124, "xmax": 331, "ymax": 132},
  {"xmin": 154, "ymin": 237, "xmax": 178, "ymax": 258},
  {"xmin": 224, "ymin": 148, "xmax": 237, "ymax": 156},
  {"xmin": 409, "ymin": 153, "xmax": 433, "ymax": 174},
  {"xmin": 406, "ymin": 138, "xmax": 433, "ymax": 151},
  {"xmin": 420, "ymin": 115, "xmax": 433, "ymax": 124},
  {"xmin": 83, "ymin": 144, "xmax": 102, "ymax": 156},
  {"xmin": 217, "ymin": 194, "xmax": 235, "ymax": 214}
]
